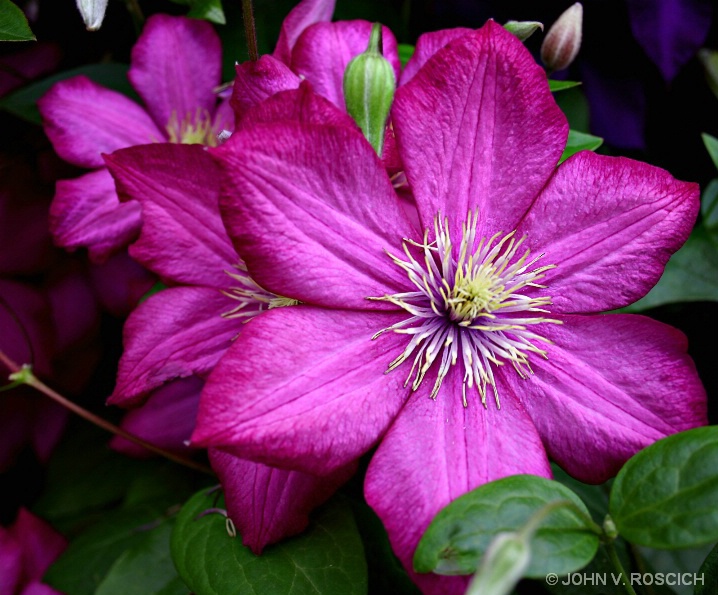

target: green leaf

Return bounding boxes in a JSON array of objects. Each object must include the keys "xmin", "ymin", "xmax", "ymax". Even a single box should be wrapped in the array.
[
  {"xmin": 170, "ymin": 0, "xmax": 226, "ymax": 24},
  {"xmin": 397, "ymin": 44, "xmax": 415, "ymax": 68},
  {"xmin": 0, "ymin": 63, "xmax": 135, "ymax": 125},
  {"xmin": 549, "ymin": 80, "xmax": 581, "ymax": 92},
  {"xmin": 637, "ymin": 543, "xmax": 713, "ymax": 595},
  {"xmin": 95, "ymin": 517, "xmax": 187, "ymax": 595},
  {"xmin": 696, "ymin": 543, "xmax": 718, "ymax": 595},
  {"xmin": 621, "ymin": 226, "xmax": 718, "ymax": 311},
  {"xmin": 0, "ymin": 0, "xmax": 35, "ymax": 41},
  {"xmin": 702, "ymin": 179, "xmax": 718, "ymax": 233},
  {"xmin": 610, "ymin": 426, "xmax": 718, "ymax": 549},
  {"xmin": 413, "ymin": 475, "xmax": 599, "ymax": 578},
  {"xmin": 702, "ymin": 133, "xmax": 718, "ymax": 171},
  {"xmin": 554, "ymin": 86, "xmax": 590, "ymax": 132},
  {"xmin": 551, "ymin": 464, "xmax": 610, "ymax": 524},
  {"xmin": 559, "ymin": 130, "xmax": 604, "ymax": 164},
  {"xmin": 171, "ymin": 489, "xmax": 367, "ymax": 594},
  {"xmin": 44, "ymin": 504, "xmax": 173, "ymax": 595}
]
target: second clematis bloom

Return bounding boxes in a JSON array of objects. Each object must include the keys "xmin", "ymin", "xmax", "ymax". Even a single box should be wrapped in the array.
[{"xmin": 192, "ymin": 21, "xmax": 707, "ymax": 594}]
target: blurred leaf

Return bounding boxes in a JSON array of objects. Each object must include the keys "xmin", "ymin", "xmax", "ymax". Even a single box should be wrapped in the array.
[
  {"xmin": 171, "ymin": 489, "xmax": 367, "ymax": 594},
  {"xmin": 397, "ymin": 44, "xmax": 414, "ymax": 68},
  {"xmin": 702, "ymin": 133, "xmax": 718, "ymax": 171},
  {"xmin": 696, "ymin": 543, "xmax": 718, "ymax": 595},
  {"xmin": 95, "ymin": 517, "xmax": 187, "ymax": 595},
  {"xmin": 559, "ymin": 130, "xmax": 604, "ymax": 164},
  {"xmin": 702, "ymin": 179, "xmax": 718, "ymax": 232},
  {"xmin": 622, "ymin": 226, "xmax": 718, "ymax": 311},
  {"xmin": 414, "ymin": 475, "xmax": 599, "ymax": 578},
  {"xmin": 554, "ymin": 86, "xmax": 590, "ymax": 131},
  {"xmin": 551, "ymin": 464, "xmax": 610, "ymax": 524},
  {"xmin": 610, "ymin": 427, "xmax": 718, "ymax": 549},
  {"xmin": 549, "ymin": 80, "xmax": 582, "ymax": 92},
  {"xmin": 170, "ymin": 0, "xmax": 226, "ymax": 24},
  {"xmin": 0, "ymin": 0, "xmax": 35, "ymax": 41},
  {"xmin": 44, "ymin": 504, "xmax": 173, "ymax": 595},
  {"xmin": 0, "ymin": 63, "xmax": 134, "ymax": 124},
  {"xmin": 637, "ymin": 543, "xmax": 713, "ymax": 595}
]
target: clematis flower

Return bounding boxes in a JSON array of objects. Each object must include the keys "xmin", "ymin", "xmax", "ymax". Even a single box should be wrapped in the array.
[
  {"xmin": 38, "ymin": 14, "xmax": 231, "ymax": 262},
  {"xmin": 191, "ymin": 22, "xmax": 707, "ymax": 593}
]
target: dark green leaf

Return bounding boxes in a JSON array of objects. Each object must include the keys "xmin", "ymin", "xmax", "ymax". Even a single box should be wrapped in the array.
[
  {"xmin": 559, "ymin": 130, "xmax": 604, "ymax": 164},
  {"xmin": 398, "ymin": 44, "xmax": 415, "ymax": 68},
  {"xmin": 551, "ymin": 464, "xmax": 610, "ymax": 524},
  {"xmin": 95, "ymin": 518, "xmax": 188, "ymax": 595},
  {"xmin": 549, "ymin": 80, "xmax": 581, "ymax": 92},
  {"xmin": 702, "ymin": 179, "xmax": 718, "ymax": 233},
  {"xmin": 169, "ymin": 0, "xmax": 225, "ymax": 24},
  {"xmin": 413, "ymin": 475, "xmax": 599, "ymax": 578},
  {"xmin": 44, "ymin": 504, "xmax": 173, "ymax": 595},
  {"xmin": 554, "ymin": 87, "xmax": 590, "ymax": 132},
  {"xmin": 637, "ymin": 543, "xmax": 713, "ymax": 595},
  {"xmin": 171, "ymin": 489, "xmax": 367, "ymax": 594},
  {"xmin": 702, "ymin": 133, "xmax": 718, "ymax": 171},
  {"xmin": 610, "ymin": 427, "xmax": 718, "ymax": 549},
  {"xmin": 0, "ymin": 63, "xmax": 134, "ymax": 124},
  {"xmin": 0, "ymin": 0, "xmax": 35, "ymax": 41},
  {"xmin": 622, "ymin": 226, "xmax": 718, "ymax": 311},
  {"xmin": 696, "ymin": 543, "xmax": 718, "ymax": 595}
]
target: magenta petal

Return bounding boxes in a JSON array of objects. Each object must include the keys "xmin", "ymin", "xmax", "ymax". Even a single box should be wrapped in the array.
[
  {"xmin": 231, "ymin": 55, "xmax": 301, "ymax": 122},
  {"xmin": 0, "ymin": 528, "xmax": 21, "ymax": 595},
  {"xmin": 20, "ymin": 583, "xmax": 64, "ymax": 595},
  {"xmin": 291, "ymin": 21, "xmax": 400, "ymax": 110},
  {"xmin": 105, "ymin": 144, "xmax": 237, "ymax": 288},
  {"xmin": 209, "ymin": 450, "xmax": 356, "ymax": 553},
  {"xmin": 514, "ymin": 314, "xmax": 707, "ymax": 483},
  {"xmin": 111, "ymin": 376, "xmax": 202, "ymax": 457},
  {"xmin": 213, "ymin": 121, "xmax": 416, "ymax": 309},
  {"xmin": 518, "ymin": 152, "xmax": 700, "ymax": 313},
  {"xmin": 51, "ymin": 169, "xmax": 141, "ymax": 263},
  {"xmin": 110, "ymin": 287, "xmax": 241, "ymax": 407},
  {"xmin": 193, "ymin": 306, "xmax": 411, "ymax": 475},
  {"xmin": 400, "ymin": 27, "xmax": 473, "ymax": 85},
  {"xmin": 392, "ymin": 21, "xmax": 567, "ymax": 240},
  {"xmin": 38, "ymin": 76, "xmax": 163, "ymax": 168},
  {"xmin": 12, "ymin": 510, "xmax": 66, "ymax": 583},
  {"xmin": 274, "ymin": 0, "xmax": 336, "ymax": 65},
  {"xmin": 129, "ymin": 15, "xmax": 221, "ymax": 129},
  {"xmin": 88, "ymin": 251, "xmax": 156, "ymax": 317},
  {"xmin": 365, "ymin": 366, "xmax": 551, "ymax": 594}
]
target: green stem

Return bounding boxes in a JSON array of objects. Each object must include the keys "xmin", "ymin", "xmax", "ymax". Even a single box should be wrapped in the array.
[
  {"xmin": 0, "ymin": 351, "xmax": 214, "ymax": 476},
  {"xmin": 123, "ymin": 0, "xmax": 145, "ymax": 36},
  {"xmin": 241, "ymin": 0, "xmax": 259, "ymax": 61},
  {"xmin": 605, "ymin": 540, "xmax": 639, "ymax": 595}
]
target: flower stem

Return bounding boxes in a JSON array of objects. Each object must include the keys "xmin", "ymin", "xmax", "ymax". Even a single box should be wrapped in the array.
[
  {"xmin": 605, "ymin": 539, "xmax": 639, "ymax": 595},
  {"xmin": 241, "ymin": 0, "xmax": 259, "ymax": 61},
  {"xmin": 0, "ymin": 350, "xmax": 214, "ymax": 476}
]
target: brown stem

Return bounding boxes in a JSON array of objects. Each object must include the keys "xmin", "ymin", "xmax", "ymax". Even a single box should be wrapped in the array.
[
  {"xmin": 241, "ymin": 0, "xmax": 259, "ymax": 61},
  {"xmin": 1, "ymin": 351, "xmax": 214, "ymax": 476}
]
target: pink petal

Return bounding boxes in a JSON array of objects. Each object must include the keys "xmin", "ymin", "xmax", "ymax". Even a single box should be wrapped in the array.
[
  {"xmin": 193, "ymin": 306, "xmax": 411, "ymax": 476},
  {"xmin": 213, "ymin": 121, "xmax": 417, "ymax": 310},
  {"xmin": 518, "ymin": 152, "xmax": 700, "ymax": 313},
  {"xmin": 0, "ymin": 528, "xmax": 21, "ymax": 595},
  {"xmin": 30, "ymin": 401, "xmax": 68, "ymax": 464},
  {"xmin": 38, "ymin": 76, "xmax": 164, "ymax": 168},
  {"xmin": 129, "ymin": 15, "xmax": 221, "ymax": 129},
  {"xmin": 209, "ymin": 450, "xmax": 356, "ymax": 553},
  {"xmin": 511, "ymin": 313, "xmax": 707, "ymax": 483},
  {"xmin": 230, "ymin": 55, "xmax": 301, "ymax": 122},
  {"xmin": 400, "ymin": 27, "xmax": 473, "ymax": 85},
  {"xmin": 105, "ymin": 144, "xmax": 237, "ymax": 288},
  {"xmin": 392, "ymin": 21, "xmax": 567, "ymax": 241},
  {"xmin": 12, "ymin": 509, "xmax": 66, "ymax": 582},
  {"xmin": 274, "ymin": 0, "xmax": 336, "ymax": 65},
  {"xmin": 50, "ymin": 169, "xmax": 142, "ymax": 263},
  {"xmin": 111, "ymin": 376, "xmax": 202, "ymax": 457},
  {"xmin": 109, "ymin": 287, "xmax": 241, "ymax": 407},
  {"xmin": 20, "ymin": 583, "xmax": 64, "ymax": 595},
  {"xmin": 291, "ymin": 21, "xmax": 400, "ymax": 110},
  {"xmin": 88, "ymin": 251, "xmax": 156, "ymax": 317},
  {"xmin": 365, "ymin": 365, "xmax": 551, "ymax": 595}
]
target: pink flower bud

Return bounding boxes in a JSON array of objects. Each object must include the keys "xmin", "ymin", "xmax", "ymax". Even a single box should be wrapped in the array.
[{"xmin": 541, "ymin": 3, "xmax": 583, "ymax": 72}]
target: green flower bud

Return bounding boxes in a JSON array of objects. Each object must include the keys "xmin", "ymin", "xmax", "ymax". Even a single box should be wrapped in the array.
[
  {"xmin": 465, "ymin": 532, "xmax": 531, "ymax": 595},
  {"xmin": 541, "ymin": 3, "xmax": 583, "ymax": 73},
  {"xmin": 75, "ymin": 0, "xmax": 108, "ymax": 30},
  {"xmin": 504, "ymin": 20, "xmax": 544, "ymax": 42},
  {"xmin": 343, "ymin": 23, "xmax": 396, "ymax": 156}
]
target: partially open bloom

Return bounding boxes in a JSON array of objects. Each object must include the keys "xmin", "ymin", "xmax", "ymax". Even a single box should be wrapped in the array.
[{"xmin": 192, "ymin": 22, "xmax": 706, "ymax": 593}]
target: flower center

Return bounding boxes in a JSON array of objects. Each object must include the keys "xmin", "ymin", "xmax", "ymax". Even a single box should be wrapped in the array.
[
  {"xmin": 371, "ymin": 210, "xmax": 560, "ymax": 408},
  {"xmin": 221, "ymin": 263, "xmax": 299, "ymax": 322},
  {"xmin": 166, "ymin": 109, "xmax": 220, "ymax": 146}
]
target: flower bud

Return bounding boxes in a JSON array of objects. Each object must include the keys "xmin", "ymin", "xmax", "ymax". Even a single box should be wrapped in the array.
[
  {"xmin": 465, "ymin": 532, "xmax": 532, "ymax": 595},
  {"xmin": 541, "ymin": 3, "xmax": 583, "ymax": 73},
  {"xmin": 343, "ymin": 23, "xmax": 396, "ymax": 156},
  {"xmin": 504, "ymin": 21, "xmax": 544, "ymax": 42},
  {"xmin": 75, "ymin": 0, "xmax": 108, "ymax": 30}
]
